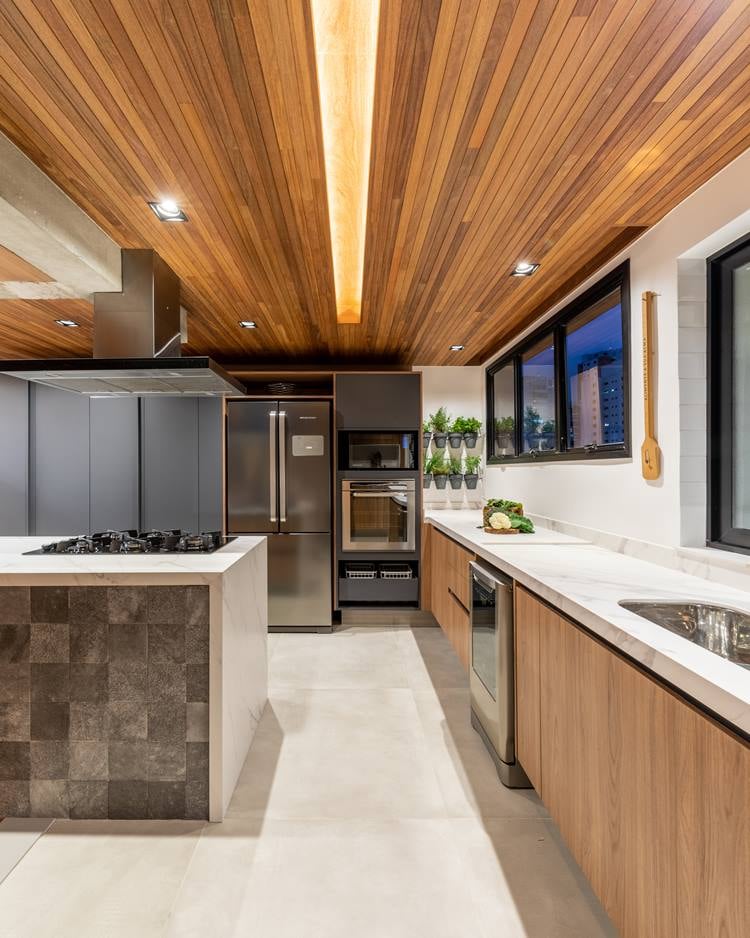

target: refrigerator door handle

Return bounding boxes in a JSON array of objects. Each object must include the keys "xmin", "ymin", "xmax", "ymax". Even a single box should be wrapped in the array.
[
  {"xmin": 279, "ymin": 410, "xmax": 287, "ymax": 523},
  {"xmin": 269, "ymin": 410, "xmax": 278, "ymax": 523}
]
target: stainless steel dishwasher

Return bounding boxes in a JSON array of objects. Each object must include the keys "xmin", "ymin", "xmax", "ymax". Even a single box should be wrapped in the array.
[{"xmin": 469, "ymin": 561, "xmax": 530, "ymax": 788}]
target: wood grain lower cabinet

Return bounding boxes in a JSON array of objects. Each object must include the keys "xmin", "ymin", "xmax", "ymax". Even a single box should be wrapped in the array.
[
  {"xmin": 517, "ymin": 585, "xmax": 748, "ymax": 938},
  {"xmin": 428, "ymin": 527, "xmax": 473, "ymax": 670},
  {"xmin": 514, "ymin": 587, "xmax": 541, "ymax": 791}
]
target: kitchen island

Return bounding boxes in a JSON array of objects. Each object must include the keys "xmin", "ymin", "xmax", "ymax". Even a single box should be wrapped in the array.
[{"xmin": 0, "ymin": 536, "xmax": 267, "ymax": 822}]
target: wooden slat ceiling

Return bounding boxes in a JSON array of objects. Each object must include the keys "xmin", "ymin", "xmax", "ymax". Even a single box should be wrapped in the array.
[{"xmin": 0, "ymin": 0, "xmax": 748, "ymax": 366}]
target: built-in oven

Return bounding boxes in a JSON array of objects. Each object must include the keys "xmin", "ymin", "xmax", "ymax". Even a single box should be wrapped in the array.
[
  {"xmin": 469, "ymin": 561, "xmax": 530, "ymax": 788},
  {"xmin": 340, "ymin": 432, "xmax": 417, "ymax": 470},
  {"xmin": 341, "ymin": 479, "xmax": 416, "ymax": 552}
]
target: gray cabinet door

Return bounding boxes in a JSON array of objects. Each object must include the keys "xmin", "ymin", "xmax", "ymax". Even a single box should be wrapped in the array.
[
  {"xmin": 226, "ymin": 400, "xmax": 276, "ymax": 534},
  {"xmin": 0, "ymin": 375, "xmax": 29, "ymax": 535},
  {"xmin": 141, "ymin": 397, "xmax": 199, "ymax": 532},
  {"xmin": 198, "ymin": 398, "xmax": 223, "ymax": 533},
  {"xmin": 280, "ymin": 402, "xmax": 330, "ymax": 533},
  {"xmin": 90, "ymin": 397, "xmax": 139, "ymax": 532},
  {"xmin": 335, "ymin": 373, "xmax": 421, "ymax": 429},
  {"xmin": 30, "ymin": 385, "xmax": 90, "ymax": 536}
]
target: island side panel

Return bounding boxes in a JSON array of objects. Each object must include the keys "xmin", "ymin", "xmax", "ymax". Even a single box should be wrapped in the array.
[
  {"xmin": 0, "ymin": 584, "xmax": 209, "ymax": 820},
  {"xmin": 209, "ymin": 538, "xmax": 268, "ymax": 821}
]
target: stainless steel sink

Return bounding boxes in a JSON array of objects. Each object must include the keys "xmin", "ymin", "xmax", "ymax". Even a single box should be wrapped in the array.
[{"xmin": 619, "ymin": 600, "xmax": 750, "ymax": 668}]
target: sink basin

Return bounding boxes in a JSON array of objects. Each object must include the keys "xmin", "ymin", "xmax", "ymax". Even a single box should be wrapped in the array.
[{"xmin": 619, "ymin": 600, "xmax": 750, "ymax": 668}]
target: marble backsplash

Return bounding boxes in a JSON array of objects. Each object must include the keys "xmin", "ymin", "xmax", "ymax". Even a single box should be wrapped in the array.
[
  {"xmin": 529, "ymin": 514, "xmax": 750, "ymax": 593},
  {"xmin": 0, "ymin": 585, "xmax": 210, "ymax": 820}
]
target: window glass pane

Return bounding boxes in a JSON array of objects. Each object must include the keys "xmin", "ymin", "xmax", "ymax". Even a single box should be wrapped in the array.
[
  {"xmin": 733, "ymin": 264, "xmax": 750, "ymax": 528},
  {"xmin": 521, "ymin": 335, "xmax": 556, "ymax": 452},
  {"xmin": 565, "ymin": 289, "xmax": 624, "ymax": 448},
  {"xmin": 492, "ymin": 362, "xmax": 515, "ymax": 456}
]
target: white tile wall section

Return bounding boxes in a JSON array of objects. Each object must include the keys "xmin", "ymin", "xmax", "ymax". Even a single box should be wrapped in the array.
[{"xmin": 677, "ymin": 257, "xmax": 707, "ymax": 547}]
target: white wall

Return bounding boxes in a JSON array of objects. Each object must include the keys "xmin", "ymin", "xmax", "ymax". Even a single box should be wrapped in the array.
[
  {"xmin": 417, "ymin": 365, "xmax": 484, "ymax": 428},
  {"xmin": 477, "ymin": 147, "xmax": 750, "ymax": 548},
  {"xmin": 415, "ymin": 365, "xmax": 485, "ymax": 509}
]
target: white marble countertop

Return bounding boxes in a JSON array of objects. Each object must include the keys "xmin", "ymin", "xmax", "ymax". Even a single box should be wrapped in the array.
[
  {"xmin": 425, "ymin": 509, "xmax": 750, "ymax": 736},
  {"xmin": 0, "ymin": 535, "xmax": 265, "ymax": 582}
]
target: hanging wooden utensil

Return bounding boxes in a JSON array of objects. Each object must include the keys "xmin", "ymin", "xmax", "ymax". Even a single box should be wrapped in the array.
[{"xmin": 641, "ymin": 290, "xmax": 661, "ymax": 480}]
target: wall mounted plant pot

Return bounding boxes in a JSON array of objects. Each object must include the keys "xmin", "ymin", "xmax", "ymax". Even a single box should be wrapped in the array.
[
  {"xmin": 463, "ymin": 432, "xmax": 478, "ymax": 448},
  {"xmin": 423, "ymin": 473, "xmax": 432, "ymax": 489},
  {"xmin": 432, "ymin": 433, "xmax": 447, "ymax": 449},
  {"xmin": 447, "ymin": 432, "xmax": 464, "ymax": 448},
  {"xmin": 422, "ymin": 431, "xmax": 432, "ymax": 449},
  {"xmin": 464, "ymin": 474, "xmax": 479, "ymax": 489},
  {"xmin": 433, "ymin": 474, "xmax": 448, "ymax": 489},
  {"xmin": 448, "ymin": 474, "xmax": 463, "ymax": 490}
]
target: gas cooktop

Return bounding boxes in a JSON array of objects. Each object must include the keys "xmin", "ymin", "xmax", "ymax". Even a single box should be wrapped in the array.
[{"xmin": 24, "ymin": 529, "xmax": 235, "ymax": 556}]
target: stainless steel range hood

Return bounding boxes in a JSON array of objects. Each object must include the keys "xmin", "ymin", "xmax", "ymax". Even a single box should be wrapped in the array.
[{"xmin": 0, "ymin": 249, "xmax": 245, "ymax": 396}]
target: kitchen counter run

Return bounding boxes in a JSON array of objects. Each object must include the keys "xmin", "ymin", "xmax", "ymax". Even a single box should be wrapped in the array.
[{"xmin": 425, "ymin": 509, "xmax": 750, "ymax": 736}]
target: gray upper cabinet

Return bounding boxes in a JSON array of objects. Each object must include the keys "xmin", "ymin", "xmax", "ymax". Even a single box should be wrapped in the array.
[
  {"xmin": 335, "ymin": 373, "xmax": 421, "ymax": 429},
  {"xmin": 141, "ymin": 397, "xmax": 200, "ymax": 533},
  {"xmin": 198, "ymin": 397, "xmax": 224, "ymax": 532},
  {"xmin": 30, "ymin": 385, "xmax": 90, "ymax": 536},
  {"xmin": 141, "ymin": 397, "xmax": 223, "ymax": 533},
  {"xmin": 90, "ymin": 398, "xmax": 140, "ymax": 532},
  {"xmin": 0, "ymin": 375, "xmax": 29, "ymax": 535}
]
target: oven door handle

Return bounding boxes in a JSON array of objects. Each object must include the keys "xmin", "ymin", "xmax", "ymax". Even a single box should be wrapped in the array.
[{"xmin": 351, "ymin": 491, "xmax": 406, "ymax": 497}]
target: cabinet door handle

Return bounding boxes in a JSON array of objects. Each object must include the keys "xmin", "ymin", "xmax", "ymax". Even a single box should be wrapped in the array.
[{"xmin": 448, "ymin": 587, "xmax": 469, "ymax": 615}]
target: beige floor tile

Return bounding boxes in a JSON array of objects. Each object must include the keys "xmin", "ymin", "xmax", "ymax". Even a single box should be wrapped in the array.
[
  {"xmin": 270, "ymin": 627, "xmax": 408, "ymax": 690},
  {"xmin": 227, "ymin": 688, "xmax": 447, "ymax": 820},
  {"xmin": 0, "ymin": 820, "xmax": 203, "ymax": 938},
  {"xmin": 165, "ymin": 818, "xmax": 263, "ymax": 938},
  {"xmin": 395, "ymin": 625, "xmax": 469, "ymax": 691},
  {"xmin": 215, "ymin": 818, "xmax": 488, "ymax": 938},
  {"xmin": 453, "ymin": 817, "xmax": 618, "ymax": 938},
  {"xmin": 0, "ymin": 818, "xmax": 51, "ymax": 886},
  {"xmin": 413, "ymin": 688, "xmax": 548, "ymax": 819}
]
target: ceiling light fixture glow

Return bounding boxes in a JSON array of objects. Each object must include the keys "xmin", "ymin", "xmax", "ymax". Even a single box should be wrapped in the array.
[
  {"xmin": 311, "ymin": 0, "xmax": 380, "ymax": 325},
  {"xmin": 511, "ymin": 261, "xmax": 539, "ymax": 277},
  {"xmin": 450, "ymin": 345, "xmax": 464, "ymax": 351},
  {"xmin": 148, "ymin": 199, "xmax": 188, "ymax": 222},
  {"xmin": 238, "ymin": 320, "xmax": 257, "ymax": 329},
  {"xmin": 55, "ymin": 319, "xmax": 79, "ymax": 327}
]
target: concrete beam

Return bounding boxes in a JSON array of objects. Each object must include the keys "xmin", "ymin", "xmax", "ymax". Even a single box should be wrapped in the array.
[{"xmin": 0, "ymin": 131, "xmax": 121, "ymax": 298}]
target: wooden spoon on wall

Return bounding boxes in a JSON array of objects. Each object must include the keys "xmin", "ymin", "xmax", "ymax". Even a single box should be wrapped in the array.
[{"xmin": 641, "ymin": 290, "xmax": 661, "ymax": 480}]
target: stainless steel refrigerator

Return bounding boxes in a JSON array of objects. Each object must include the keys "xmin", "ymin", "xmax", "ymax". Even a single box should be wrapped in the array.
[{"xmin": 226, "ymin": 400, "xmax": 332, "ymax": 631}]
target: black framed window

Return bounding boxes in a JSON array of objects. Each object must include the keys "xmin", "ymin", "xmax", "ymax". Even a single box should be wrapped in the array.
[
  {"xmin": 521, "ymin": 333, "xmax": 556, "ymax": 453},
  {"xmin": 486, "ymin": 262, "xmax": 630, "ymax": 463},
  {"xmin": 491, "ymin": 360, "xmax": 516, "ymax": 457},
  {"xmin": 708, "ymin": 232, "xmax": 750, "ymax": 552}
]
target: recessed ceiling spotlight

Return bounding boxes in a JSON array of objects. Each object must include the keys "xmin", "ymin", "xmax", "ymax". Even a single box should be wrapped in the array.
[
  {"xmin": 148, "ymin": 199, "xmax": 188, "ymax": 222},
  {"xmin": 55, "ymin": 319, "xmax": 79, "ymax": 328},
  {"xmin": 450, "ymin": 345, "xmax": 465, "ymax": 351},
  {"xmin": 511, "ymin": 261, "xmax": 539, "ymax": 277},
  {"xmin": 238, "ymin": 320, "xmax": 258, "ymax": 329}
]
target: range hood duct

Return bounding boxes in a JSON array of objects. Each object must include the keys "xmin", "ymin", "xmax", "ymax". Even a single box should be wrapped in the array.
[{"xmin": 0, "ymin": 249, "xmax": 245, "ymax": 396}]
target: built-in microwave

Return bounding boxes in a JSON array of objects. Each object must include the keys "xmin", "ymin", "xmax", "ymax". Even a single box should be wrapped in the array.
[
  {"xmin": 340, "ymin": 431, "xmax": 417, "ymax": 470},
  {"xmin": 341, "ymin": 479, "xmax": 416, "ymax": 552}
]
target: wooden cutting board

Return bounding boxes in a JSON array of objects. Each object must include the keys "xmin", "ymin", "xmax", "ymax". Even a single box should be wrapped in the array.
[{"xmin": 641, "ymin": 290, "xmax": 661, "ymax": 480}]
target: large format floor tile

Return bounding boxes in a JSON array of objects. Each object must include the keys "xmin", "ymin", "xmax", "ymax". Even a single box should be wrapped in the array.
[
  {"xmin": 0, "ymin": 623, "xmax": 616, "ymax": 937},
  {"xmin": 0, "ymin": 820, "xmax": 203, "ymax": 938},
  {"xmin": 270, "ymin": 627, "xmax": 408, "ymax": 689},
  {"xmin": 227, "ymin": 687, "xmax": 446, "ymax": 819}
]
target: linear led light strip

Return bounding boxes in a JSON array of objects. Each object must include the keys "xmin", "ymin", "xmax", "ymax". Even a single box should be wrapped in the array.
[{"xmin": 311, "ymin": 0, "xmax": 380, "ymax": 325}]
